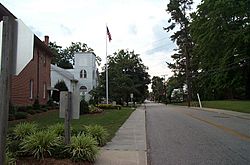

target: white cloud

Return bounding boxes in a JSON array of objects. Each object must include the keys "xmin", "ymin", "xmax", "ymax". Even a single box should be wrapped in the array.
[{"xmin": 1, "ymin": 0, "xmax": 201, "ymax": 88}]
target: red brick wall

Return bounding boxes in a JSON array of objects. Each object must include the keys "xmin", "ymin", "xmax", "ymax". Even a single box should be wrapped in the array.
[{"xmin": 11, "ymin": 46, "xmax": 51, "ymax": 106}]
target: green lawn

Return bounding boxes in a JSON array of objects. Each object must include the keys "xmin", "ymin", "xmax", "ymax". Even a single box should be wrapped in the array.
[
  {"xmin": 9, "ymin": 107, "xmax": 134, "ymax": 141},
  {"xmin": 174, "ymin": 100, "xmax": 250, "ymax": 113}
]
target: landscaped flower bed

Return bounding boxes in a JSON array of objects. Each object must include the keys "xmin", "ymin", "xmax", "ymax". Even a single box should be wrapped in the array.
[{"xmin": 6, "ymin": 122, "xmax": 109, "ymax": 164}]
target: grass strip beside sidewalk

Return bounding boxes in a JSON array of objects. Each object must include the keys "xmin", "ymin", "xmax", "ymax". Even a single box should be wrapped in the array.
[{"xmin": 9, "ymin": 107, "xmax": 135, "ymax": 141}]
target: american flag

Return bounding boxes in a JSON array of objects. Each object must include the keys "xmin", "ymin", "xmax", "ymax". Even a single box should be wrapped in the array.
[{"xmin": 106, "ymin": 26, "xmax": 112, "ymax": 42}]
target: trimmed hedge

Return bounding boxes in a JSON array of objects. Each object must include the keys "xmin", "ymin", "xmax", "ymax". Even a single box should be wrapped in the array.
[
  {"xmin": 80, "ymin": 99, "xmax": 89, "ymax": 115},
  {"xmin": 96, "ymin": 104, "xmax": 121, "ymax": 110},
  {"xmin": 15, "ymin": 112, "xmax": 28, "ymax": 120}
]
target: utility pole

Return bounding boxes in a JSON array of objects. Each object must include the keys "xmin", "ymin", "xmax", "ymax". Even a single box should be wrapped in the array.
[{"xmin": 0, "ymin": 16, "xmax": 13, "ymax": 164}]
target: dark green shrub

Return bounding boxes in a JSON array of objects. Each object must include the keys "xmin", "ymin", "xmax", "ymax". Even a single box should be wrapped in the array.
[
  {"xmin": 26, "ymin": 106, "xmax": 33, "ymax": 110},
  {"xmin": 5, "ymin": 151, "xmax": 16, "ymax": 165},
  {"xmin": 35, "ymin": 109, "xmax": 43, "ymax": 113},
  {"xmin": 47, "ymin": 123, "xmax": 67, "ymax": 136},
  {"xmin": 27, "ymin": 109, "xmax": 36, "ymax": 115},
  {"xmin": 97, "ymin": 104, "xmax": 122, "ymax": 110},
  {"xmin": 9, "ymin": 103, "xmax": 17, "ymax": 115},
  {"xmin": 17, "ymin": 106, "xmax": 28, "ymax": 112},
  {"xmin": 84, "ymin": 125, "xmax": 109, "ymax": 146},
  {"xmin": 15, "ymin": 112, "xmax": 28, "ymax": 120},
  {"xmin": 6, "ymin": 139, "xmax": 20, "ymax": 156},
  {"xmin": 52, "ymin": 80, "xmax": 68, "ymax": 102},
  {"xmin": 8, "ymin": 114, "xmax": 15, "ymax": 121},
  {"xmin": 50, "ymin": 142, "xmax": 67, "ymax": 159},
  {"xmin": 9, "ymin": 103, "xmax": 17, "ymax": 121},
  {"xmin": 13, "ymin": 122, "xmax": 38, "ymax": 140},
  {"xmin": 33, "ymin": 98, "xmax": 40, "ymax": 110},
  {"xmin": 67, "ymin": 134, "xmax": 99, "ymax": 162},
  {"xmin": 41, "ymin": 105, "xmax": 48, "ymax": 109},
  {"xmin": 80, "ymin": 99, "xmax": 89, "ymax": 115},
  {"xmin": 71, "ymin": 128, "xmax": 80, "ymax": 136},
  {"xmin": 47, "ymin": 98, "xmax": 54, "ymax": 106},
  {"xmin": 40, "ymin": 108, "xmax": 48, "ymax": 112},
  {"xmin": 21, "ymin": 130, "xmax": 62, "ymax": 159}
]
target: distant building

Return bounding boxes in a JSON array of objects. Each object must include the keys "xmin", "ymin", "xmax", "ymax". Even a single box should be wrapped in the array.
[
  {"xmin": 51, "ymin": 65, "xmax": 78, "ymax": 92},
  {"xmin": 0, "ymin": 4, "xmax": 53, "ymax": 106},
  {"xmin": 51, "ymin": 52, "xmax": 98, "ymax": 101}
]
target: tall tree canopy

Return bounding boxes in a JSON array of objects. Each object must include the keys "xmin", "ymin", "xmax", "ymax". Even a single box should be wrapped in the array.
[
  {"xmin": 165, "ymin": 0, "xmax": 194, "ymax": 105},
  {"xmin": 49, "ymin": 42, "xmax": 100, "ymax": 69},
  {"xmin": 191, "ymin": 0, "xmax": 250, "ymax": 99},
  {"xmin": 151, "ymin": 76, "xmax": 165, "ymax": 102},
  {"xmin": 95, "ymin": 49, "xmax": 150, "ymax": 105}
]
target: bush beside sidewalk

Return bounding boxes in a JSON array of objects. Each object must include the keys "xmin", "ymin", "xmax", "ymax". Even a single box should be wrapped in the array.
[{"xmin": 7, "ymin": 107, "xmax": 135, "ymax": 164}]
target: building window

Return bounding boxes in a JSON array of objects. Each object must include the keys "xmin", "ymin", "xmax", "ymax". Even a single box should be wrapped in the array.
[
  {"xmin": 80, "ymin": 70, "xmax": 83, "ymax": 78},
  {"xmin": 29, "ymin": 80, "xmax": 33, "ymax": 99},
  {"xmin": 80, "ymin": 86, "xmax": 87, "ymax": 95},
  {"xmin": 80, "ymin": 70, "xmax": 87, "ymax": 78},
  {"xmin": 84, "ymin": 70, "xmax": 87, "ymax": 78},
  {"xmin": 43, "ymin": 83, "xmax": 46, "ymax": 99}
]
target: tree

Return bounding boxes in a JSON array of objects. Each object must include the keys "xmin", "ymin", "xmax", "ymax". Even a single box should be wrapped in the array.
[
  {"xmin": 64, "ymin": 42, "xmax": 94, "ymax": 65},
  {"xmin": 165, "ymin": 0, "xmax": 194, "ymax": 106},
  {"xmin": 191, "ymin": 0, "xmax": 250, "ymax": 99},
  {"xmin": 165, "ymin": 76, "xmax": 184, "ymax": 103},
  {"xmin": 97, "ymin": 49, "xmax": 150, "ymax": 105},
  {"xmin": 49, "ymin": 42, "xmax": 73, "ymax": 69},
  {"xmin": 52, "ymin": 80, "xmax": 68, "ymax": 102},
  {"xmin": 151, "ymin": 76, "xmax": 165, "ymax": 102},
  {"xmin": 49, "ymin": 42, "xmax": 101, "ymax": 69}
]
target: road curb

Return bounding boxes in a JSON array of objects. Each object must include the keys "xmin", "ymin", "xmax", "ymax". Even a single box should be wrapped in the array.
[{"xmin": 190, "ymin": 107, "xmax": 250, "ymax": 120}]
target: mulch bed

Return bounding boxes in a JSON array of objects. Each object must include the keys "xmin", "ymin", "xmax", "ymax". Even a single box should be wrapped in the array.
[{"xmin": 16, "ymin": 157, "xmax": 93, "ymax": 165}]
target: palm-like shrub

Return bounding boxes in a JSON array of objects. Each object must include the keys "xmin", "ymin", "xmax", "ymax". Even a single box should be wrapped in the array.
[
  {"xmin": 84, "ymin": 125, "xmax": 109, "ymax": 146},
  {"xmin": 48, "ymin": 123, "xmax": 65, "ymax": 136},
  {"xmin": 5, "ymin": 151, "xmax": 16, "ymax": 165},
  {"xmin": 13, "ymin": 122, "xmax": 38, "ymax": 139},
  {"xmin": 21, "ymin": 130, "xmax": 61, "ymax": 159},
  {"xmin": 68, "ymin": 134, "xmax": 99, "ymax": 162}
]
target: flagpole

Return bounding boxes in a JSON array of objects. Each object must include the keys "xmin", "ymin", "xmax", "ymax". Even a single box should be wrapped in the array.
[{"xmin": 106, "ymin": 26, "xmax": 109, "ymax": 104}]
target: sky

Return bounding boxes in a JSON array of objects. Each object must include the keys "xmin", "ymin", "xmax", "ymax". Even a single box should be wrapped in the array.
[{"xmin": 1, "ymin": 0, "xmax": 200, "ymax": 82}]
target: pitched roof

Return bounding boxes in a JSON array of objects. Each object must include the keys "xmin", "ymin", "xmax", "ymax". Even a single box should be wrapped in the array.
[
  {"xmin": 51, "ymin": 65, "xmax": 78, "ymax": 82},
  {"xmin": 0, "ymin": 3, "xmax": 16, "ymax": 21}
]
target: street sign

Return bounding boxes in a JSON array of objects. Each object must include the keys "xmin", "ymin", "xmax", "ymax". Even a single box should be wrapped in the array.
[
  {"xmin": 0, "ymin": 19, "xmax": 34, "ymax": 75},
  {"xmin": 59, "ymin": 91, "xmax": 79, "ymax": 119}
]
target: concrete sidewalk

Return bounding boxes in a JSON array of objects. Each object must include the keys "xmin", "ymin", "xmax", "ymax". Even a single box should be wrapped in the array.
[{"xmin": 95, "ymin": 106, "xmax": 147, "ymax": 165}]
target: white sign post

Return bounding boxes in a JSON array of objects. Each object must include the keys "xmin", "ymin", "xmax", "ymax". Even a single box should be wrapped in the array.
[
  {"xmin": 130, "ymin": 93, "xmax": 134, "ymax": 107},
  {"xmin": 197, "ymin": 93, "xmax": 202, "ymax": 108},
  {"xmin": 59, "ymin": 90, "xmax": 80, "ymax": 144}
]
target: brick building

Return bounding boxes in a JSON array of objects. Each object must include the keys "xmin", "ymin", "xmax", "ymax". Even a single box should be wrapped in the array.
[{"xmin": 0, "ymin": 4, "xmax": 53, "ymax": 106}]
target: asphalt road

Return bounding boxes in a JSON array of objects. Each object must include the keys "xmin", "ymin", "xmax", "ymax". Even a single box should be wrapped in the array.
[{"xmin": 146, "ymin": 103, "xmax": 250, "ymax": 165}]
